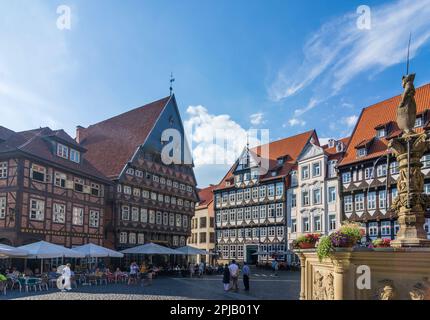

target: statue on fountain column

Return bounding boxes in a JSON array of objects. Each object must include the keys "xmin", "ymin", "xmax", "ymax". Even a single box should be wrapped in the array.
[{"xmin": 396, "ymin": 73, "xmax": 417, "ymax": 134}]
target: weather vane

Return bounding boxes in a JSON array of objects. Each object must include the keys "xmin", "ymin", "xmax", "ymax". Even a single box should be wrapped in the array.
[{"xmin": 170, "ymin": 73, "xmax": 175, "ymax": 96}]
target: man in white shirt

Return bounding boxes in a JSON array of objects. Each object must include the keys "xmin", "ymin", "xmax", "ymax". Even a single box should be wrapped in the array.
[
  {"xmin": 228, "ymin": 260, "xmax": 239, "ymax": 291},
  {"xmin": 62, "ymin": 264, "xmax": 72, "ymax": 292}
]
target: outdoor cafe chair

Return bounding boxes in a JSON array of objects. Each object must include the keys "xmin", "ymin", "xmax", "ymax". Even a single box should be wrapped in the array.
[{"xmin": 98, "ymin": 275, "xmax": 108, "ymax": 286}]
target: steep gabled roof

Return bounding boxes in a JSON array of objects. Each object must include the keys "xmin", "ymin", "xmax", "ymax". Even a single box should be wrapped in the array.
[
  {"xmin": 339, "ymin": 83, "xmax": 430, "ymax": 167},
  {"xmin": 0, "ymin": 127, "xmax": 108, "ymax": 182},
  {"xmin": 78, "ymin": 96, "xmax": 171, "ymax": 178},
  {"xmin": 197, "ymin": 185, "xmax": 217, "ymax": 209},
  {"xmin": 215, "ymin": 130, "xmax": 316, "ymax": 191}
]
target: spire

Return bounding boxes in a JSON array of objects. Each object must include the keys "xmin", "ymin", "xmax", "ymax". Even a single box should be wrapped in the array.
[{"xmin": 170, "ymin": 73, "xmax": 175, "ymax": 96}]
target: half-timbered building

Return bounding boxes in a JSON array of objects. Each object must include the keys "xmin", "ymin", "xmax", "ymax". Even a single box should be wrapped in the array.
[
  {"xmin": 77, "ymin": 95, "xmax": 198, "ymax": 251},
  {"xmin": 214, "ymin": 130, "xmax": 317, "ymax": 264},
  {"xmin": 0, "ymin": 127, "xmax": 110, "ymax": 247},
  {"xmin": 338, "ymin": 83, "xmax": 430, "ymax": 241}
]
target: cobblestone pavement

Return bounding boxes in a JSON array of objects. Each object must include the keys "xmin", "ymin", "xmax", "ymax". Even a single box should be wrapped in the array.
[{"xmin": 1, "ymin": 270, "xmax": 300, "ymax": 300}]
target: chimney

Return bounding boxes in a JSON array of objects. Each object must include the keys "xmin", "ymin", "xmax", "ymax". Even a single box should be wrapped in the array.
[{"xmin": 76, "ymin": 126, "xmax": 85, "ymax": 143}]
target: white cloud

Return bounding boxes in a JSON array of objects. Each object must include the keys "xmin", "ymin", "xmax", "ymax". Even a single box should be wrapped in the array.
[
  {"xmin": 319, "ymin": 138, "xmax": 331, "ymax": 146},
  {"xmin": 250, "ymin": 112, "xmax": 265, "ymax": 126},
  {"xmin": 342, "ymin": 115, "xmax": 359, "ymax": 128},
  {"xmin": 184, "ymin": 106, "xmax": 249, "ymax": 167},
  {"xmin": 269, "ymin": 0, "xmax": 430, "ymax": 102},
  {"xmin": 288, "ymin": 118, "xmax": 306, "ymax": 127}
]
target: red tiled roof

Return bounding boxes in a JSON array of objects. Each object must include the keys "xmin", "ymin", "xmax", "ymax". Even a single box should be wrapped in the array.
[
  {"xmin": 215, "ymin": 130, "xmax": 315, "ymax": 191},
  {"xmin": 322, "ymin": 137, "xmax": 350, "ymax": 156},
  {"xmin": 79, "ymin": 96, "xmax": 171, "ymax": 178},
  {"xmin": 0, "ymin": 127, "xmax": 109, "ymax": 182},
  {"xmin": 339, "ymin": 83, "xmax": 430, "ymax": 167},
  {"xmin": 197, "ymin": 185, "xmax": 217, "ymax": 209}
]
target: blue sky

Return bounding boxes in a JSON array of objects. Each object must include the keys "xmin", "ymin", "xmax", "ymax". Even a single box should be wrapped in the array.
[{"xmin": 0, "ymin": 0, "xmax": 430, "ymax": 187}]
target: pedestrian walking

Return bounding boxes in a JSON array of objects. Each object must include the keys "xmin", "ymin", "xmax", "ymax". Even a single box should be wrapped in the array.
[
  {"xmin": 188, "ymin": 263, "xmax": 194, "ymax": 278},
  {"xmin": 273, "ymin": 259, "xmax": 279, "ymax": 276},
  {"xmin": 222, "ymin": 264, "xmax": 230, "ymax": 292},
  {"xmin": 198, "ymin": 262, "xmax": 204, "ymax": 277},
  {"xmin": 228, "ymin": 260, "xmax": 239, "ymax": 291},
  {"xmin": 128, "ymin": 262, "xmax": 139, "ymax": 285},
  {"xmin": 242, "ymin": 262, "xmax": 250, "ymax": 291}
]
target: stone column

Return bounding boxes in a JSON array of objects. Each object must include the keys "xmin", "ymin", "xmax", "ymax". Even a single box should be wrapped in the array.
[
  {"xmin": 299, "ymin": 253, "xmax": 306, "ymax": 300},
  {"xmin": 333, "ymin": 260, "xmax": 346, "ymax": 300}
]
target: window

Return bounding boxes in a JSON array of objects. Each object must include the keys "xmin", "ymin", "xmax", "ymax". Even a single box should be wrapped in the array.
[
  {"xmin": 176, "ymin": 214, "xmax": 182, "ymax": 227},
  {"xmin": 259, "ymin": 206, "xmax": 266, "ymax": 219},
  {"xmin": 229, "ymin": 192, "xmax": 235, "ymax": 203},
  {"xmin": 291, "ymin": 194, "xmax": 297, "ymax": 208},
  {"xmin": 276, "ymin": 203, "xmax": 284, "ymax": 218},
  {"xmin": 74, "ymin": 178, "xmax": 84, "ymax": 193},
  {"xmin": 89, "ymin": 210, "xmax": 100, "ymax": 227},
  {"xmin": 268, "ymin": 204, "xmax": 275, "ymax": 218},
  {"xmin": 140, "ymin": 208, "xmax": 148, "ymax": 223},
  {"xmin": 0, "ymin": 197, "xmax": 6, "ymax": 218},
  {"xmin": 54, "ymin": 172, "xmax": 67, "ymax": 188},
  {"xmin": 138, "ymin": 233, "xmax": 145, "ymax": 244},
  {"xmin": 119, "ymin": 232, "xmax": 127, "ymax": 244},
  {"xmin": 355, "ymin": 194, "xmax": 364, "ymax": 211},
  {"xmin": 129, "ymin": 233, "xmax": 136, "ymax": 244},
  {"xmin": 151, "ymin": 192, "xmax": 157, "ymax": 200},
  {"xmin": 132, "ymin": 207, "xmax": 139, "ymax": 222},
  {"xmin": 31, "ymin": 164, "xmax": 46, "ymax": 182},
  {"xmin": 312, "ymin": 162, "xmax": 321, "ymax": 177},
  {"xmin": 377, "ymin": 164, "xmax": 387, "ymax": 177},
  {"xmin": 72, "ymin": 207, "xmax": 84, "ymax": 225},
  {"xmin": 389, "ymin": 161, "xmax": 399, "ymax": 174},
  {"xmin": 425, "ymin": 184, "xmax": 430, "ymax": 195},
  {"xmin": 381, "ymin": 221, "xmax": 391, "ymax": 236},
  {"xmin": 53, "ymin": 203, "xmax": 65, "ymax": 223},
  {"xmin": 126, "ymin": 168, "xmax": 134, "ymax": 175},
  {"xmin": 142, "ymin": 190, "xmax": 149, "ymax": 199},
  {"xmin": 342, "ymin": 172, "xmax": 351, "ymax": 183},
  {"xmin": 314, "ymin": 216, "xmax": 321, "ymax": 231},
  {"xmin": 357, "ymin": 148, "xmax": 367, "ymax": 157},
  {"xmin": 329, "ymin": 215, "xmax": 336, "ymax": 231},
  {"xmin": 303, "ymin": 217, "xmax": 310, "ymax": 232},
  {"xmin": 291, "ymin": 219, "xmax": 297, "ymax": 233},
  {"xmin": 70, "ymin": 149, "xmax": 80, "ymax": 163},
  {"xmin": 156, "ymin": 212, "xmax": 162, "ymax": 225},
  {"xmin": 344, "ymin": 195, "xmax": 353, "ymax": 212},
  {"xmin": 259, "ymin": 186, "xmax": 266, "ymax": 198},
  {"xmin": 163, "ymin": 212, "xmax": 169, "ymax": 226},
  {"xmin": 367, "ymin": 192, "xmax": 376, "ymax": 210},
  {"xmin": 244, "ymin": 189, "xmax": 251, "ymax": 201},
  {"xmin": 245, "ymin": 207, "xmax": 252, "ymax": 220},
  {"xmin": 57, "ymin": 143, "xmax": 69, "ymax": 159},
  {"xmin": 91, "ymin": 183, "xmax": 101, "ymax": 197},
  {"xmin": 237, "ymin": 208, "xmax": 244, "ymax": 221},
  {"xmin": 0, "ymin": 162, "xmax": 7, "ymax": 179},
  {"xmin": 301, "ymin": 165, "xmax": 310, "ymax": 180},
  {"xmin": 365, "ymin": 167, "xmax": 374, "ymax": 180},
  {"xmin": 415, "ymin": 116, "xmax": 423, "ymax": 128},
  {"xmin": 276, "ymin": 183, "xmax": 283, "ymax": 197},
  {"xmin": 394, "ymin": 221, "xmax": 400, "ymax": 235},
  {"xmin": 369, "ymin": 222, "xmax": 378, "ymax": 237},
  {"xmin": 183, "ymin": 215, "xmax": 188, "ymax": 228},
  {"xmin": 251, "ymin": 169, "xmax": 259, "ymax": 180},
  {"xmin": 328, "ymin": 160, "xmax": 337, "ymax": 178},
  {"xmin": 200, "ymin": 217, "xmax": 207, "ymax": 228},
  {"xmin": 302, "ymin": 191, "xmax": 310, "ymax": 206},
  {"xmin": 169, "ymin": 213, "xmax": 175, "ymax": 226},
  {"xmin": 135, "ymin": 170, "xmax": 143, "ymax": 178},
  {"xmin": 121, "ymin": 206, "xmax": 130, "ymax": 220},
  {"xmin": 421, "ymin": 155, "xmax": 430, "ymax": 168},
  {"xmin": 376, "ymin": 128, "xmax": 385, "ymax": 138},
  {"xmin": 252, "ymin": 207, "xmax": 259, "ymax": 220},
  {"xmin": 328, "ymin": 187, "xmax": 336, "ymax": 203},
  {"xmin": 291, "ymin": 171, "xmax": 298, "ymax": 186},
  {"xmin": 268, "ymin": 227, "xmax": 276, "ymax": 237},
  {"xmin": 392, "ymin": 187, "xmax": 398, "ymax": 200},
  {"xmin": 379, "ymin": 190, "xmax": 386, "ymax": 209},
  {"xmin": 153, "ymin": 175, "xmax": 160, "ymax": 183},
  {"xmin": 267, "ymin": 185, "xmax": 275, "ymax": 197},
  {"xmin": 235, "ymin": 175, "xmax": 242, "ymax": 184},
  {"xmin": 313, "ymin": 188, "xmax": 321, "ymax": 205},
  {"xmin": 133, "ymin": 188, "xmax": 141, "ymax": 197},
  {"xmin": 30, "ymin": 199, "xmax": 44, "ymax": 221},
  {"xmin": 149, "ymin": 210, "xmax": 155, "ymax": 224},
  {"xmin": 200, "ymin": 232, "xmax": 207, "ymax": 243}
]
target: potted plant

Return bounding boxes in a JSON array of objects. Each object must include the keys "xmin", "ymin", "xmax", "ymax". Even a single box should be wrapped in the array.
[
  {"xmin": 316, "ymin": 222, "xmax": 364, "ymax": 261},
  {"xmin": 372, "ymin": 238, "xmax": 391, "ymax": 248},
  {"xmin": 293, "ymin": 233, "xmax": 321, "ymax": 249}
]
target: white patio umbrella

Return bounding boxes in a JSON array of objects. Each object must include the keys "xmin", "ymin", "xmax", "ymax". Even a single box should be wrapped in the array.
[
  {"xmin": 18, "ymin": 241, "xmax": 85, "ymax": 259},
  {"xmin": 175, "ymin": 245, "xmax": 208, "ymax": 255},
  {"xmin": 0, "ymin": 243, "xmax": 28, "ymax": 258},
  {"xmin": 17, "ymin": 241, "xmax": 85, "ymax": 273},
  {"xmin": 73, "ymin": 243, "xmax": 124, "ymax": 258},
  {"xmin": 121, "ymin": 243, "xmax": 181, "ymax": 255}
]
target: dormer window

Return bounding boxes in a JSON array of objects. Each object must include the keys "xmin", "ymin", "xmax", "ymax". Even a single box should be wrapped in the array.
[
  {"xmin": 70, "ymin": 149, "xmax": 80, "ymax": 163},
  {"xmin": 376, "ymin": 128, "xmax": 385, "ymax": 138},
  {"xmin": 328, "ymin": 139, "xmax": 336, "ymax": 148},
  {"xmin": 235, "ymin": 175, "xmax": 242, "ymax": 183},
  {"xmin": 277, "ymin": 158, "xmax": 284, "ymax": 165},
  {"xmin": 57, "ymin": 143, "xmax": 69, "ymax": 159},
  {"xmin": 271, "ymin": 171, "xmax": 277, "ymax": 177},
  {"xmin": 415, "ymin": 116, "xmax": 423, "ymax": 128},
  {"xmin": 336, "ymin": 142, "xmax": 344, "ymax": 153},
  {"xmin": 357, "ymin": 148, "xmax": 367, "ymax": 158}
]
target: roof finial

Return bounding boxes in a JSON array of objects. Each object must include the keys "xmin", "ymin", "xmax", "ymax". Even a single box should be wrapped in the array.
[
  {"xmin": 246, "ymin": 132, "xmax": 250, "ymax": 149},
  {"xmin": 170, "ymin": 72, "xmax": 175, "ymax": 96},
  {"xmin": 406, "ymin": 32, "xmax": 412, "ymax": 75}
]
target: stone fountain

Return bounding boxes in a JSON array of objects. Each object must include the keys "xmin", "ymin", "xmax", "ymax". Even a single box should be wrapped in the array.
[{"xmin": 295, "ymin": 74, "xmax": 430, "ymax": 300}]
